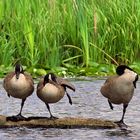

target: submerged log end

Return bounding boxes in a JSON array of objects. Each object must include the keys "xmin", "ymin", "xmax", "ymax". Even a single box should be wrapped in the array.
[{"xmin": 0, "ymin": 115, "xmax": 118, "ymax": 129}]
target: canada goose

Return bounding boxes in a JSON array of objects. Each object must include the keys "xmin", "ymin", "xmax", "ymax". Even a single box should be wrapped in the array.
[
  {"xmin": 3, "ymin": 64, "xmax": 34, "ymax": 120},
  {"xmin": 100, "ymin": 65, "xmax": 138, "ymax": 126},
  {"xmin": 37, "ymin": 73, "xmax": 75, "ymax": 119}
]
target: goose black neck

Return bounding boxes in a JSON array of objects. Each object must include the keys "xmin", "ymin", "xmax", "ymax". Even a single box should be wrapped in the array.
[
  {"xmin": 43, "ymin": 73, "xmax": 57, "ymax": 85},
  {"xmin": 15, "ymin": 64, "xmax": 23, "ymax": 79},
  {"xmin": 116, "ymin": 65, "xmax": 133, "ymax": 75}
]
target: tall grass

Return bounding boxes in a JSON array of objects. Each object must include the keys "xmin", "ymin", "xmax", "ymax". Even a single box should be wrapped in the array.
[{"xmin": 0, "ymin": 0, "xmax": 140, "ymax": 72}]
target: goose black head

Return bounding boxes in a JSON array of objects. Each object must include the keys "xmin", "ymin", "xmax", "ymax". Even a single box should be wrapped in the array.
[
  {"xmin": 43, "ymin": 73, "xmax": 57, "ymax": 85},
  {"xmin": 116, "ymin": 65, "xmax": 133, "ymax": 75},
  {"xmin": 15, "ymin": 64, "xmax": 23, "ymax": 79}
]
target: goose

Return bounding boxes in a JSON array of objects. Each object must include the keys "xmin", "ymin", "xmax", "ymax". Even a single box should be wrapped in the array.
[
  {"xmin": 37, "ymin": 73, "xmax": 75, "ymax": 119},
  {"xmin": 3, "ymin": 64, "xmax": 34, "ymax": 120},
  {"xmin": 100, "ymin": 65, "xmax": 138, "ymax": 126}
]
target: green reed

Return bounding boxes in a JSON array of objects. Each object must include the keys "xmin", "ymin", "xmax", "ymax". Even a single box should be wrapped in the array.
[{"xmin": 0, "ymin": 0, "xmax": 140, "ymax": 74}]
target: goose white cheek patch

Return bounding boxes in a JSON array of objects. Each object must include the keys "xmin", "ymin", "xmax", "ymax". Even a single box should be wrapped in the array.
[{"xmin": 124, "ymin": 69, "xmax": 138, "ymax": 81}]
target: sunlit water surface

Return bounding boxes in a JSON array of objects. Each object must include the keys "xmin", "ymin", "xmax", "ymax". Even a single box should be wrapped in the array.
[{"xmin": 0, "ymin": 78, "xmax": 140, "ymax": 140}]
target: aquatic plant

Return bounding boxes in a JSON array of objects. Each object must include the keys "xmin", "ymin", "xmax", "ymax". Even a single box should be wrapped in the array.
[{"xmin": 0, "ymin": 0, "xmax": 140, "ymax": 77}]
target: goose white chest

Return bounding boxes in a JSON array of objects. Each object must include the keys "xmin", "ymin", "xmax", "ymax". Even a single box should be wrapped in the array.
[
  {"xmin": 8, "ymin": 74, "xmax": 31, "ymax": 98},
  {"xmin": 38, "ymin": 83, "xmax": 65, "ymax": 103}
]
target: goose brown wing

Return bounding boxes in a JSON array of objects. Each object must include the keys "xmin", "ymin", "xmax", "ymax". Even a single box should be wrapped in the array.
[
  {"xmin": 24, "ymin": 72, "xmax": 34, "ymax": 94},
  {"xmin": 3, "ymin": 72, "xmax": 15, "ymax": 97},
  {"xmin": 24, "ymin": 72, "xmax": 34, "ymax": 84},
  {"xmin": 56, "ymin": 77, "xmax": 75, "ymax": 91},
  {"xmin": 3, "ymin": 72, "xmax": 15, "ymax": 90},
  {"xmin": 104, "ymin": 75, "xmax": 118, "ymax": 84}
]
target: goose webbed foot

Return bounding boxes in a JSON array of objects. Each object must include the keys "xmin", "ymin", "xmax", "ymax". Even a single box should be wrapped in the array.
[
  {"xmin": 45, "ymin": 103, "xmax": 58, "ymax": 120},
  {"xmin": 50, "ymin": 115, "xmax": 58, "ymax": 120},
  {"xmin": 6, "ymin": 114, "xmax": 26, "ymax": 121},
  {"xmin": 114, "ymin": 120, "xmax": 127, "ymax": 128},
  {"xmin": 115, "ymin": 104, "xmax": 128, "ymax": 128}
]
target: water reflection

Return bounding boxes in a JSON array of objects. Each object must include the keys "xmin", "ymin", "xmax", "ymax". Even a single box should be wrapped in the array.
[{"xmin": 106, "ymin": 128, "xmax": 132, "ymax": 137}]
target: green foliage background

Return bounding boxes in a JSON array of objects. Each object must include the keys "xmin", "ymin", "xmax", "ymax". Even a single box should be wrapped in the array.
[{"xmin": 0, "ymin": 0, "xmax": 140, "ymax": 77}]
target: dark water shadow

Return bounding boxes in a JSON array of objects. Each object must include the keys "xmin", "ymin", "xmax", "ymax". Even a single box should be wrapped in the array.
[{"xmin": 105, "ymin": 128, "xmax": 133, "ymax": 138}]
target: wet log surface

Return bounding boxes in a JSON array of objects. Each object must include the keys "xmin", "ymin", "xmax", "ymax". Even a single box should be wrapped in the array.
[{"xmin": 0, "ymin": 115, "xmax": 118, "ymax": 129}]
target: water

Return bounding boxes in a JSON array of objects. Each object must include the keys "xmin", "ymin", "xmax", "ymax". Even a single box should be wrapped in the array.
[{"xmin": 0, "ymin": 78, "xmax": 140, "ymax": 140}]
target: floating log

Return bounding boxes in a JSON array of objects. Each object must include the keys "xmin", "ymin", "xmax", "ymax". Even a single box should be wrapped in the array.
[{"xmin": 0, "ymin": 115, "xmax": 118, "ymax": 129}]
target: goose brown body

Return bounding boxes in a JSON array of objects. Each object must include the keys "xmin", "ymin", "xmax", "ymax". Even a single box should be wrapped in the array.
[
  {"xmin": 100, "ymin": 65, "xmax": 138, "ymax": 126},
  {"xmin": 3, "ymin": 64, "xmax": 34, "ymax": 120},
  {"xmin": 3, "ymin": 72, "xmax": 34, "ymax": 99},
  {"xmin": 37, "ymin": 73, "xmax": 75, "ymax": 118},
  {"xmin": 101, "ymin": 72, "xmax": 135, "ymax": 105},
  {"xmin": 37, "ymin": 79, "xmax": 65, "ymax": 103}
]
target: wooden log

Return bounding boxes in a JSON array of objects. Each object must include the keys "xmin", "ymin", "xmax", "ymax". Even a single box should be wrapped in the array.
[{"xmin": 0, "ymin": 115, "xmax": 118, "ymax": 129}]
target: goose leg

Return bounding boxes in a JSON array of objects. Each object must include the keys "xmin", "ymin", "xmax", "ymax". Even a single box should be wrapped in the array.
[
  {"xmin": 120, "ymin": 104, "xmax": 128, "ymax": 123},
  {"xmin": 17, "ymin": 98, "xmax": 26, "ymax": 117},
  {"xmin": 66, "ymin": 91, "xmax": 72, "ymax": 105},
  {"xmin": 45, "ymin": 103, "xmax": 58, "ymax": 119},
  {"xmin": 115, "ymin": 104, "xmax": 128, "ymax": 127},
  {"xmin": 108, "ymin": 100, "xmax": 113, "ymax": 110},
  {"xmin": 7, "ymin": 98, "xmax": 26, "ymax": 121}
]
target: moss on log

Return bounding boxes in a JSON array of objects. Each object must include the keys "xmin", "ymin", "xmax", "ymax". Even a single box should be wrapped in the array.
[{"xmin": 0, "ymin": 115, "xmax": 117, "ymax": 129}]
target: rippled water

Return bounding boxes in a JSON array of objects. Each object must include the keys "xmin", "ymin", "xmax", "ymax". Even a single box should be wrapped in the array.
[{"xmin": 0, "ymin": 78, "xmax": 140, "ymax": 140}]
